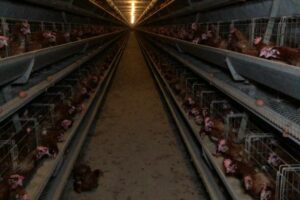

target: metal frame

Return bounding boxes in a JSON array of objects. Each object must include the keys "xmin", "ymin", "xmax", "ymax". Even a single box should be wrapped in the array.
[
  {"xmin": 0, "ymin": 31, "xmax": 123, "ymax": 87},
  {"xmin": 139, "ymin": 39, "xmax": 226, "ymax": 200},
  {"xmin": 276, "ymin": 165, "xmax": 300, "ymax": 200},
  {"xmin": 143, "ymin": 31, "xmax": 300, "ymax": 101},
  {"xmin": 245, "ymin": 133, "xmax": 300, "ymax": 199},
  {"xmin": 34, "ymin": 36, "xmax": 128, "ymax": 200},
  {"xmin": 0, "ymin": 33, "xmax": 123, "ymax": 125},
  {"xmin": 141, "ymin": 38, "xmax": 300, "ymax": 200},
  {"xmin": 140, "ymin": 40, "xmax": 248, "ymax": 200},
  {"xmin": 142, "ymin": 33, "xmax": 300, "ymax": 144}
]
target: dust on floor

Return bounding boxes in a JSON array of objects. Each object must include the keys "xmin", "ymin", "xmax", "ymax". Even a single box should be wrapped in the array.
[{"xmin": 62, "ymin": 32, "xmax": 208, "ymax": 200}]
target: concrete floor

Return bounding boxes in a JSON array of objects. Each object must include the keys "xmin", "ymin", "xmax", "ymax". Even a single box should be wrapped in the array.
[{"xmin": 62, "ymin": 32, "xmax": 208, "ymax": 200}]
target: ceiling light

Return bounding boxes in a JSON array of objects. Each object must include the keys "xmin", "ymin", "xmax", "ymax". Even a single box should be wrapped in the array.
[{"xmin": 131, "ymin": 0, "xmax": 135, "ymax": 24}]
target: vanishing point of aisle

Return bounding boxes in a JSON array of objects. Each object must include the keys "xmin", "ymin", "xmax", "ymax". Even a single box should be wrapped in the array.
[{"xmin": 63, "ymin": 32, "xmax": 207, "ymax": 200}]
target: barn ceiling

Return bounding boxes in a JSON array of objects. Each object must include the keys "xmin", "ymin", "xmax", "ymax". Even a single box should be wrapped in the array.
[{"xmin": 112, "ymin": 0, "xmax": 152, "ymax": 24}]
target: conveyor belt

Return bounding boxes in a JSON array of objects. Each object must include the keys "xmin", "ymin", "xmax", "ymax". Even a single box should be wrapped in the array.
[{"xmin": 62, "ymin": 32, "xmax": 208, "ymax": 200}]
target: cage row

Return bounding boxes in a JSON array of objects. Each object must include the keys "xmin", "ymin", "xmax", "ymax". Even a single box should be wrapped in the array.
[
  {"xmin": 144, "ymin": 16, "xmax": 300, "ymax": 67},
  {"xmin": 147, "ymin": 45, "xmax": 300, "ymax": 200},
  {"xmin": 0, "ymin": 18, "xmax": 122, "ymax": 59},
  {"xmin": 0, "ymin": 42, "xmax": 121, "ymax": 200}
]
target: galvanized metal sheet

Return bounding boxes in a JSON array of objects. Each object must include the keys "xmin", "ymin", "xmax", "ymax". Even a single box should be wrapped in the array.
[
  {"xmin": 0, "ymin": 31, "xmax": 122, "ymax": 87},
  {"xmin": 146, "ymin": 31, "xmax": 300, "ymax": 101}
]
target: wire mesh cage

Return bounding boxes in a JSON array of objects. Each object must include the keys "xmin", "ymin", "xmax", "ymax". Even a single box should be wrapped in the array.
[
  {"xmin": 282, "ymin": 17, "xmax": 300, "ymax": 48},
  {"xmin": 276, "ymin": 165, "xmax": 300, "ymax": 200},
  {"xmin": 15, "ymin": 120, "xmax": 39, "ymax": 172},
  {"xmin": 0, "ymin": 17, "xmax": 121, "ymax": 59},
  {"xmin": 199, "ymin": 90, "xmax": 217, "ymax": 108},
  {"xmin": 209, "ymin": 99, "xmax": 233, "ymax": 118},
  {"xmin": 244, "ymin": 132, "xmax": 300, "ymax": 200},
  {"xmin": 0, "ymin": 119, "xmax": 17, "ymax": 178},
  {"xmin": 145, "ymin": 18, "xmax": 300, "ymax": 200},
  {"xmin": 186, "ymin": 78, "xmax": 205, "ymax": 98},
  {"xmin": 231, "ymin": 19, "xmax": 253, "ymax": 41},
  {"xmin": 0, "ymin": 115, "xmax": 39, "ymax": 180},
  {"xmin": 179, "ymin": 71, "xmax": 196, "ymax": 87},
  {"xmin": 224, "ymin": 112, "xmax": 248, "ymax": 142},
  {"xmin": 253, "ymin": 18, "xmax": 269, "ymax": 40},
  {"xmin": 45, "ymin": 88, "xmax": 72, "ymax": 102},
  {"xmin": 191, "ymin": 82, "xmax": 207, "ymax": 102},
  {"xmin": 148, "ymin": 16, "xmax": 300, "ymax": 50},
  {"xmin": 207, "ymin": 97, "xmax": 248, "ymax": 142},
  {"xmin": 0, "ymin": 142, "xmax": 13, "ymax": 178},
  {"xmin": 245, "ymin": 133, "xmax": 299, "ymax": 177},
  {"xmin": 218, "ymin": 21, "xmax": 231, "ymax": 40}
]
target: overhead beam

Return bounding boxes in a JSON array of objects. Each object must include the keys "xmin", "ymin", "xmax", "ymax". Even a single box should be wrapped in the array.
[{"xmin": 112, "ymin": 0, "xmax": 152, "ymax": 24}]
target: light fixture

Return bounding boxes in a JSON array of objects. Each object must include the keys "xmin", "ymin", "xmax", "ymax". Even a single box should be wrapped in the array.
[
  {"xmin": 131, "ymin": 0, "xmax": 135, "ymax": 24},
  {"xmin": 89, "ymin": 0, "xmax": 129, "ymax": 24}
]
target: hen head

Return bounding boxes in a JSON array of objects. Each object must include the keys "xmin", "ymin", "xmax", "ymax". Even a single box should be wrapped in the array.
[
  {"xmin": 20, "ymin": 21, "xmax": 31, "ymax": 36},
  {"xmin": 260, "ymin": 184, "xmax": 274, "ymax": 200},
  {"xmin": 204, "ymin": 117, "xmax": 214, "ymax": 132},
  {"xmin": 243, "ymin": 175, "xmax": 253, "ymax": 191},
  {"xmin": 36, "ymin": 146, "xmax": 50, "ymax": 160},
  {"xmin": 217, "ymin": 139, "xmax": 229, "ymax": 153},
  {"xmin": 7, "ymin": 174, "xmax": 25, "ymax": 189},
  {"xmin": 254, "ymin": 36, "xmax": 263, "ymax": 46},
  {"xmin": 223, "ymin": 158, "xmax": 237, "ymax": 174},
  {"xmin": 267, "ymin": 153, "xmax": 282, "ymax": 167}
]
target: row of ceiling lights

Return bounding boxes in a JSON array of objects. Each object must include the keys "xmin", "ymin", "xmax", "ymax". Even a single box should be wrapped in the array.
[
  {"xmin": 105, "ymin": 0, "xmax": 135, "ymax": 24},
  {"xmin": 105, "ymin": 0, "xmax": 127, "ymax": 22},
  {"xmin": 131, "ymin": 1, "xmax": 135, "ymax": 24},
  {"xmin": 137, "ymin": 0, "xmax": 157, "ymax": 23},
  {"xmin": 89, "ymin": 0, "xmax": 127, "ymax": 23},
  {"xmin": 90, "ymin": 0, "xmax": 158, "ymax": 25}
]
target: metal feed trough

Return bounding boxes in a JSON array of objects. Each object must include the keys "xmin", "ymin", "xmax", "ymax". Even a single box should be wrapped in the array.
[{"xmin": 210, "ymin": 99, "xmax": 249, "ymax": 142}]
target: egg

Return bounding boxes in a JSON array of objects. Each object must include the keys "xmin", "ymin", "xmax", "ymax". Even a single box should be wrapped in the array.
[
  {"xmin": 19, "ymin": 91, "xmax": 28, "ymax": 98},
  {"xmin": 255, "ymin": 99, "xmax": 264, "ymax": 107}
]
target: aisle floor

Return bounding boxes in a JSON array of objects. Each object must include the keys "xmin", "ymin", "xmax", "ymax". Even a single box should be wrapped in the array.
[{"xmin": 63, "ymin": 32, "xmax": 207, "ymax": 200}]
